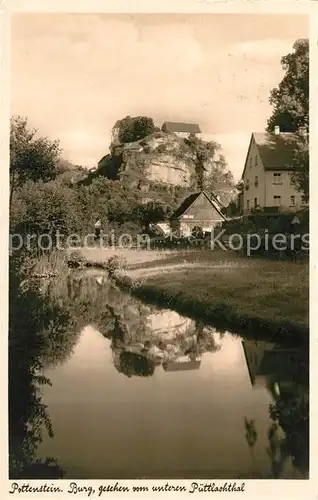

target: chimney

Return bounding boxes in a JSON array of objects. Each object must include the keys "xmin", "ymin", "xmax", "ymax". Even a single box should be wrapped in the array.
[
  {"xmin": 274, "ymin": 125, "xmax": 280, "ymax": 136},
  {"xmin": 298, "ymin": 126, "xmax": 307, "ymax": 136}
]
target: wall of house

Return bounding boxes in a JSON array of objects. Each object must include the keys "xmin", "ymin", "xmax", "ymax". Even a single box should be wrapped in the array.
[
  {"xmin": 264, "ymin": 170, "xmax": 307, "ymax": 211},
  {"xmin": 170, "ymin": 219, "xmax": 222, "ymax": 237},
  {"xmin": 174, "ymin": 131, "xmax": 201, "ymax": 139},
  {"xmin": 242, "ymin": 137, "xmax": 266, "ymax": 211}
]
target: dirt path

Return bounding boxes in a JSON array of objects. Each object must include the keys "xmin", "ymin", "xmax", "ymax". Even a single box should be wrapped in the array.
[{"xmin": 127, "ymin": 261, "xmax": 246, "ymax": 279}]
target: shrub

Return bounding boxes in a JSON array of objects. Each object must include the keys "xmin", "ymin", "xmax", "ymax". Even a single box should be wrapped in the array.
[{"xmin": 107, "ymin": 255, "xmax": 128, "ymax": 276}]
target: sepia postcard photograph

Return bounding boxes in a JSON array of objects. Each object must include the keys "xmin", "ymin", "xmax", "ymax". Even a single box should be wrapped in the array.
[{"xmin": 5, "ymin": 2, "xmax": 312, "ymax": 492}]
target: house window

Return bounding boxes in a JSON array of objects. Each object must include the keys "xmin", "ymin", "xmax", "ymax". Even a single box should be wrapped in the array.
[
  {"xmin": 290, "ymin": 195, "xmax": 295, "ymax": 206},
  {"xmin": 273, "ymin": 173, "xmax": 282, "ymax": 185},
  {"xmin": 250, "ymin": 157, "xmax": 253, "ymax": 168},
  {"xmin": 273, "ymin": 195, "xmax": 281, "ymax": 206},
  {"xmin": 245, "ymin": 179, "xmax": 250, "ymax": 190},
  {"xmin": 254, "ymin": 176, "xmax": 259, "ymax": 187},
  {"xmin": 255, "ymin": 156, "xmax": 258, "ymax": 166},
  {"xmin": 254, "ymin": 198, "xmax": 258, "ymax": 208},
  {"xmin": 301, "ymin": 195, "xmax": 308, "ymax": 206},
  {"xmin": 246, "ymin": 200, "xmax": 250, "ymax": 210}
]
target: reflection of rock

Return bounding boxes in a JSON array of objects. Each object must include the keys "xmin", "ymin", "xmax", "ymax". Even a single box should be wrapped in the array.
[{"xmin": 147, "ymin": 310, "xmax": 194, "ymax": 338}]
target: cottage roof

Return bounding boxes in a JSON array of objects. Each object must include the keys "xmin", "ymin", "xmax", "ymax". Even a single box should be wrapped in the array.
[
  {"xmin": 171, "ymin": 191, "xmax": 226, "ymax": 220},
  {"xmin": 162, "ymin": 121, "xmax": 201, "ymax": 134},
  {"xmin": 253, "ymin": 132, "xmax": 298, "ymax": 171}
]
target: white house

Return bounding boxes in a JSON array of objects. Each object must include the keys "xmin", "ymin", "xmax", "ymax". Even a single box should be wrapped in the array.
[{"xmin": 241, "ymin": 127, "xmax": 308, "ymax": 213}]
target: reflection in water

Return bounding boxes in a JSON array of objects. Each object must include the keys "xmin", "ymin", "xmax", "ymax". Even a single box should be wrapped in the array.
[
  {"xmin": 10, "ymin": 270, "xmax": 309, "ymax": 479},
  {"xmin": 9, "ymin": 254, "xmax": 78, "ymax": 479},
  {"xmin": 113, "ymin": 350, "xmax": 156, "ymax": 378},
  {"xmin": 242, "ymin": 340, "xmax": 309, "ymax": 476}
]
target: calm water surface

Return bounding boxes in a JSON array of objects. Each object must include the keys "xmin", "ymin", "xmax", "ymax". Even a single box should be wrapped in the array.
[{"xmin": 36, "ymin": 274, "xmax": 307, "ymax": 479}]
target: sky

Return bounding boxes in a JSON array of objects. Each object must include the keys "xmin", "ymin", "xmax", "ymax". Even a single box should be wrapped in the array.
[{"xmin": 11, "ymin": 13, "xmax": 308, "ymax": 180}]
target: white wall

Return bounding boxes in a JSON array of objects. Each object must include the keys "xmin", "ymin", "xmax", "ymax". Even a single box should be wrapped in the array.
[
  {"xmin": 242, "ymin": 137, "xmax": 266, "ymax": 211},
  {"xmin": 264, "ymin": 170, "xmax": 307, "ymax": 211}
]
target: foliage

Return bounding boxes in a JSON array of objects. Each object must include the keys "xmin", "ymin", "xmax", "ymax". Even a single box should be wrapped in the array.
[
  {"xmin": 9, "ymin": 250, "xmax": 75, "ymax": 478},
  {"xmin": 244, "ymin": 417, "xmax": 258, "ymax": 448},
  {"xmin": 10, "ymin": 116, "xmax": 61, "ymax": 206},
  {"xmin": 267, "ymin": 39, "xmax": 309, "ymax": 133},
  {"xmin": 116, "ymin": 115, "xmax": 156, "ymax": 144},
  {"xmin": 107, "ymin": 255, "xmax": 128, "ymax": 276},
  {"xmin": 266, "ymin": 39, "xmax": 309, "ymax": 201},
  {"xmin": 10, "ymin": 180, "xmax": 80, "ymax": 243},
  {"xmin": 133, "ymin": 200, "xmax": 173, "ymax": 230},
  {"xmin": 184, "ymin": 134, "xmax": 234, "ymax": 194},
  {"xmin": 185, "ymin": 133, "xmax": 218, "ymax": 189},
  {"xmin": 290, "ymin": 133, "xmax": 309, "ymax": 201},
  {"xmin": 269, "ymin": 391, "xmax": 309, "ymax": 472}
]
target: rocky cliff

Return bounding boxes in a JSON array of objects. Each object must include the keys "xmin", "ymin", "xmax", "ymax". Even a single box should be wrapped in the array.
[{"xmin": 84, "ymin": 131, "xmax": 199, "ymax": 189}]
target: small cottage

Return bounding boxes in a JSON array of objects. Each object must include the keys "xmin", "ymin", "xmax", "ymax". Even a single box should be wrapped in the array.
[
  {"xmin": 162, "ymin": 121, "xmax": 201, "ymax": 138},
  {"xmin": 170, "ymin": 190, "xmax": 226, "ymax": 238}
]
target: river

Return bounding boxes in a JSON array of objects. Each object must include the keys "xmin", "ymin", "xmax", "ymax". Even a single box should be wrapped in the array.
[{"xmin": 28, "ymin": 272, "xmax": 308, "ymax": 480}]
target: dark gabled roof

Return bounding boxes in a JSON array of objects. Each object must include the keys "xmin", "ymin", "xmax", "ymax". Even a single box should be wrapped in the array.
[
  {"xmin": 162, "ymin": 121, "xmax": 201, "ymax": 134},
  {"xmin": 254, "ymin": 132, "xmax": 298, "ymax": 171},
  {"xmin": 242, "ymin": 132, "xmax": 298, "ymax": 179},
  {"xmin": 172, "ymin": 192, "xmax": 201, "ymax": 218},
  {"xmin": 171, "ymin": 191, "xmax": 226, "ymax": 220}
]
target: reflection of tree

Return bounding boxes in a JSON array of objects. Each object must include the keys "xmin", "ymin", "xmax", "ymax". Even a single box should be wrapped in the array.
[
  {"xmin": 9, "ymin": 252, "xmax": 78, "ymax": 478},
  {"xmin": 195, "ymin": 322, "xmax": 223, "ymax": 354},
  {"xmin": 243, "ymin": 418, "xmax": 258, "ymax": 475},
  {"xmin": 243, "ymin": 384, "xmax": 309, "ymax": 478},
  {"xmin": 113, "ymin": 350, "xmax": 155, "ymax": 378},
  {"xmin": 269, "ymin": 390, "xmax": 309, "ymax": 474},
  {"xmin": 266, "ymin": 422, "xmax": 289, "ymax": 479}
]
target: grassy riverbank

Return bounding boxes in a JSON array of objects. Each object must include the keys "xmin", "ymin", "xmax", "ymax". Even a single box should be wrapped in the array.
[{"xmin": 76, "ymin": 247, "xmax": 309, "ymax": 343}]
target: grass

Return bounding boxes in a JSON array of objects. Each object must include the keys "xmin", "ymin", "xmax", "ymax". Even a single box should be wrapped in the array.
[
  {"xmin": 32, "ymin": 249, "xmax": 69, "ymax": 277},
  {"xmin": 113, "ymin": 255, "xmax": 309, "ymax": 345}
]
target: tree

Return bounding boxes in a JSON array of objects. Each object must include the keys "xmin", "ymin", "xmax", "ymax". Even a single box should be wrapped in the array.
[
  {"xmin": 10, "ymin": 116, "xmax": 61, "ymax": 207},
  {"xmin": 133, "ymin": 201, "xmax": 172, "ymax": 231},
  {"xmin": 267, "ymin": 39, "xmax": 309, "ymax": 133},
  {"xmin": 11, "ymin": 180, "xmax": 79, "ymax": 241},
  {"xmin": 290, "ymin": 133, "xmax": 309, "ymax": 201},
  {"xmin": 117, "ymin": 115, "xmax": 156, "ymax": 144},
  {"xmin": 185, "ymin": 134, "xmax": 219, "ymax": 190},
  {"xmin": 185, "ymin": 134, "xmax": 234, "ymax": 196}
]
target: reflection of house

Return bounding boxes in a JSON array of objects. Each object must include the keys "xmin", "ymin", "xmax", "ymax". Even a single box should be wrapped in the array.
[
  {"xmin": 241, "ymin": 127, "xmax": 309, "ymax": 213},
  {"xmin": 161, "ymin": 121, "xmax": 201, "ymax": 138},
  {"xmin": 170, "ymin": 191, "xmax": 226, "ymax": 237},
  {"xmin": 242, "ymin": 340, "xmax": 308, "ymax": 394},
  {"xmin": 163, "ymin": 355, "xmax": 201, "ymax": 372}
]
